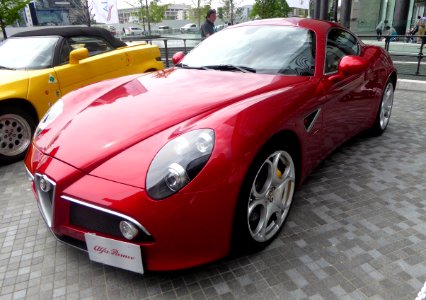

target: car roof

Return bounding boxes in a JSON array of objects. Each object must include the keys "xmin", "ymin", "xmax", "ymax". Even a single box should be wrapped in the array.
[{"xmin": 11, "ymin": 26, "xmax": 126, "ymax": 48}]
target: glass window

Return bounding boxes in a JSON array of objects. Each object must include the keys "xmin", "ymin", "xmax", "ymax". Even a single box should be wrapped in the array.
[
  {"xmin": 325, "ymin": 29, "xmax": 359, "ymax": 74},
  {"xmin": 59, "ymin": 36, "xmax": 113, "ymax": 64},
  {"xmin": 0, "ymin": 37, "xmax": 58, "ymax": 69},
  {"xmin": 182, "ymin": 26, "xmax": 316, "ymax": 76}
]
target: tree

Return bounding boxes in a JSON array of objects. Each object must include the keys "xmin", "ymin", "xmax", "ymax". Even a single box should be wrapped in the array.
[
  {"xmin": 135, "ymin": 0, "xmax": 167, "ymax": 35},
  {"xmin": 0, "ymin": 0, "xmax": 30, "ymax": 39},
  {"xmin": 190, "ymin": 0, "xmax": 211, "ymax": 28},
  {"xmin": 148, "ymin": 0, "xmax": 168, "ymax": 24},
  {"xmin": 250, "ymin": 0, "xmax": 290, "ymax": 19},
  {"xmin": 221, "ymin": 0, "xmax": 242, "ymax": 25},
  {"xmin": 217, "ymin": 7, "xmax": 223, "ymax": 19}
]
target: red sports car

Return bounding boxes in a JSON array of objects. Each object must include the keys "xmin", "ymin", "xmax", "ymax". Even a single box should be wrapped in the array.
[{"xmin": 25, "ymin": 18, "xmax": 396, "ymax": 273}]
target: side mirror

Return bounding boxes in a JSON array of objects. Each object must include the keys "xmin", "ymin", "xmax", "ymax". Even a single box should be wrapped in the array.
[
  {"xmin": 338, "ymin": 55, "xmax": 368, "ymax": 76},
  {"xmin": 172, "ymin": 51, "xmax": 185, "ymax": 65},
  {"xmin": 69, "ymin": 48, "xmax": 89, "ymax": 64}
]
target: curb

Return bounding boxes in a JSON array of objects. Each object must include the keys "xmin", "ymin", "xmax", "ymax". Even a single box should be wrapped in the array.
[{"xmin": 397, "ymin": 79, "xmax": 426, "ymax": 92}]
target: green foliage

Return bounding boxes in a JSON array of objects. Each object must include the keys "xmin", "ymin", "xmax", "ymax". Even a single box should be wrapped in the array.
[
  {"xmin": 134, "ymin": 0, "xmax": 167, "ymax": 34},
  {"xmin": 149, "ymin": 0, "xmax": 168, "ymax": 23},
  {"xmin": 190, "ymin": 0, "xmax": 211, "ymax": 28},
  {"xmin": 217, "ymin": 7, "xmax": 223, "ymax": 19},
  {"xmin": 190, "ymin": 5, "xmax": 211, "ymax": 28},
  {"xmin": 0, "ymin": 0, "xmax": 31, "ymax": 38},
  {"xmin": 221, "ymin": 0, "xmax": 243, "ymax": 25},
  {"xmin": 250, "ymin": 0, "xmax": 290, "ymax": 19}
]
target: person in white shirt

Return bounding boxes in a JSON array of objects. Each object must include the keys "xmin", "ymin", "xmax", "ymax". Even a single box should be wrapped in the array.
[{"xmin": 375, "ymin": 20, "xmax": 388, "ymax": 40}]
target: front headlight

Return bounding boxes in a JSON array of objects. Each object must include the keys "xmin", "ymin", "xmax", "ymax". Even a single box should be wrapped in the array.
[
  {"xmin": 146, "ymin": 129, "xmax": 215, "ymax": 200},
  {"xmin": 34, "ymin": 99, "xmax": 64, "ymax": 138}
]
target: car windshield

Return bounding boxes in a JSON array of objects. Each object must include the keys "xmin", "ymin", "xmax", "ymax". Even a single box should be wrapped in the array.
[
  {"xmin": 182, "ymin": 25, "xmax": 315, "ymax": 76},
  {"xmin": 0, "ymin": 36, "xmax": 58, "ymax": 70}
]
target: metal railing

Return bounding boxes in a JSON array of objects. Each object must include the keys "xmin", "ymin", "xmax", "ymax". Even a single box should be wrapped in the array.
[
  {"xmin": 356, "ymin": 35, "xmax": 425, "ymax": 77},
  {"xmin": 121, "ymin": 36, "xmax": 202, "ymax": 67}
]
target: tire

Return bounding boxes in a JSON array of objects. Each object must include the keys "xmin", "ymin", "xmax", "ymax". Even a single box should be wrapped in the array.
[
  {"xmin": 232, "ymin": 144, "xmax": 297, "ymax": 254},
  {"xmin": 370, "ymin": 80, "xmax": 394, "ymax": 136},
  {"xmin": 0, "ymin": 107, "xmax": 36, "ymax": 165}
]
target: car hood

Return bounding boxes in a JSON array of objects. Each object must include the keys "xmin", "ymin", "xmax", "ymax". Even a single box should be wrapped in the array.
[{"xmin": 36, "ymin": 69, "xmax": 309, "ymax": 172}]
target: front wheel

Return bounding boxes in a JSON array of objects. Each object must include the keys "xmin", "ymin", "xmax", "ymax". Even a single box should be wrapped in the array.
[
  {"xmin": 0, "ymin": 107, "xmax": 36, "ymax": 165},
  {"xmin": 370, "ymin": 81, "xmax": 394, "ymax": 136},
  {"xmin": 232, "ymin": 145, "xmax": 297, "ymax": 253}
]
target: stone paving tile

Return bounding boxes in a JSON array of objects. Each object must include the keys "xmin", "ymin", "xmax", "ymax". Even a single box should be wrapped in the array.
[{"xmin": 1, "ymin": 89, "xmax": 426, "ymax": 299}]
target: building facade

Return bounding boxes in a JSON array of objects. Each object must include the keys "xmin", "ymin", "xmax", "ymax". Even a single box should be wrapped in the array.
[
  {"xmin": 17, "ymin": 0, "xmax": 426, "ymax": 33},
  {"xmin": 164, "ymin": 4, "xmax": 190, "ymax": 20},
  {"xmin": 24, "ymin": 0, "xmax": 87, "ymax": 26},
  {"xmin": 344, "ymin": 0, "xmax": 425, "ymax": 34},
  {"xmin": 118, "ymin": 4, "xmax": 190, "ymax": 24}
]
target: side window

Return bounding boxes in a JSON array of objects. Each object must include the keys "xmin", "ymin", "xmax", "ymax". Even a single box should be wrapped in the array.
[
  {"xmin": 325, "ymin": 29, "xmax": 359, "ymax": 74},
  {"xmin": 59, "ymin": 36, "xmax": 114, "ymax": 64},
  {"xmin": 59, "ymin": 40, "xmax": 72, "ymax": 65},
  {"xmin": 282, "ymin": 30, "xmax": 316, "ymax": 76}
]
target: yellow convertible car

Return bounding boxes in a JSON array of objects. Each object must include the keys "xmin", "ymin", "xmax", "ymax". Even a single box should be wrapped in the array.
[{"xmin": 0, "ymin": 27, "xmax": 163, "ymax": 165}]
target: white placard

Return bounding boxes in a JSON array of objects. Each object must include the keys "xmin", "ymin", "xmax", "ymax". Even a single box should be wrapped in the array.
[
  {"xmin": 88, "ymin": 0, "xmax": 119, "ymax": 24},
  {"xmin": 85, "ymin": 233, "xmax": 144, "ymax": 274}
]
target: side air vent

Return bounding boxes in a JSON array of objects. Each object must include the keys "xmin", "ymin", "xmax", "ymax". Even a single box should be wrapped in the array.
[{"xmin": 304, "ymin": 109, "xmax": 321, "ymax": 132}]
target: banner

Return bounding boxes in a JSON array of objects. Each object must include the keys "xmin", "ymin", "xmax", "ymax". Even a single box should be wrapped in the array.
[
  {"xmin": 89, "ymin": 0, "xmax": 119, "ymax": 24},
  {"xmin": 286, "ymin": 0, "xmax": 310, "ymax": 9}
]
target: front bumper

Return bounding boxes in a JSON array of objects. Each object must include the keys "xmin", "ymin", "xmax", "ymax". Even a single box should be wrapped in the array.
[{"xmin": 25, "ymin": 144, "xmax": 239, "ymax": 271}]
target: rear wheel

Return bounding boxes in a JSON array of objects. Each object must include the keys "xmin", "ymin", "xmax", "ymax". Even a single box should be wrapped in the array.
[
  {"xmin": 232, "ymin": 144, "xmax": 296, "ymax": 253},
  {"xmin": 370, "ymin": 81, "xmax": 394, "ymax": 136},
  {"xmin": 0, "ymin": 107, "xmax": 36, "ymax": 165}
]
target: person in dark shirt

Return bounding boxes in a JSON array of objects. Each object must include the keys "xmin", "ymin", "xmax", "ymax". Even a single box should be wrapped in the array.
[{"xmin": 201, "ymin": 9, "xmax": 216, "ymax": 39}]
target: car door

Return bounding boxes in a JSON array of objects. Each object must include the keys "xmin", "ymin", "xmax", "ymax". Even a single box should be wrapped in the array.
[
  {"xmin": 27, "ymin": 68, "xmax": 62, "ymax": 119},
  {"xmin": 53, "ymin": 36, "xmax": 128, "ymax": 96},
  {"xmin": 321, "ymin": 29, "xmax": 369, "ymax": 155}
]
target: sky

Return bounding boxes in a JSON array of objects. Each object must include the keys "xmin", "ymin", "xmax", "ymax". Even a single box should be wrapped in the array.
[{"xmin": 117, "ymin": 0, "xmax": 255, "ymax": 10}]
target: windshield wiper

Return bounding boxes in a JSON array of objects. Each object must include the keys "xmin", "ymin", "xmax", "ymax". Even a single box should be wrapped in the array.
[
  {"xmin": 175, "ymin": 63, "xmax": 209, "ymax": 70},
  {"xmin": 202, "ymin": 64, "xmax": 256, "ymax": 73},
  {"xmin": 0, "ymin": 65, "xmax": 16, "ymax": 70}
]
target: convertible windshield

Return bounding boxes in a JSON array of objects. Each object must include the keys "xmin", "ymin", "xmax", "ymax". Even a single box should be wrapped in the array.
[
  {"xmin": 0, "ymin": 36, "xmax": 58, "ymax": 70},
  {"xmin": 182, "ymin": 25, "xmax": 315, "ymax": 76}
]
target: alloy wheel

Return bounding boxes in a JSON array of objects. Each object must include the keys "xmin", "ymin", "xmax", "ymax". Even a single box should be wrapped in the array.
[
  {"xmin": 380, "ymin": 83, "xmax": 394, "ymax": 130},
  {"xmin": 247, "ymin": 150, "xmax": 295, "ymax": 242},
  {"xmin": 0, "ymin": 114, "xmax": 32, "ymax": 157}
]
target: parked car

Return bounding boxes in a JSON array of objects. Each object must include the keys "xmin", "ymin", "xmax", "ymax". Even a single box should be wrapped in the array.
[
  {"xmin": 106, "ymin": 25, "xmax": 117, "ymax": 36},
  {"xmin": 124, "ymin": 26, "xmax": 145, "ymax": 36},
  {"xmin": 158, "ymin": 25, "xmax": 172, "ymax": 34},
  {"xmin": 95, "ymin": 24, "xmax": 118, "ymax": 36},
  {"xmin": 0, "ymin": 27, "xmax": 163, "ymax": 164},
  {"xmin": 214, "ymin": 24, "xmax": 226, "ymax": 32},
  {"xmin": 180, "ymin": 23, "xmax": 197, "ymax": 33},
  {"xmin": 25, "ymin": 18, "xmax": 396, "ymax": 274}
]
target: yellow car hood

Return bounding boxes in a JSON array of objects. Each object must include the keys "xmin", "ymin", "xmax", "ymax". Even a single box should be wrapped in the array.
[
  {"xmin": 0, "ymin": 70, "xmax": 29, "ymax": 99},
  {"xmin": 0, "ymin": 69, "xmax": 30, "ymax": 84}
]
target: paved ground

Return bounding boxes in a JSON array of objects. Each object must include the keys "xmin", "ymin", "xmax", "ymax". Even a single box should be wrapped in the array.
[{"xmin": 1, "ymin": 88, "xmax": 426, "ymax": 300}]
